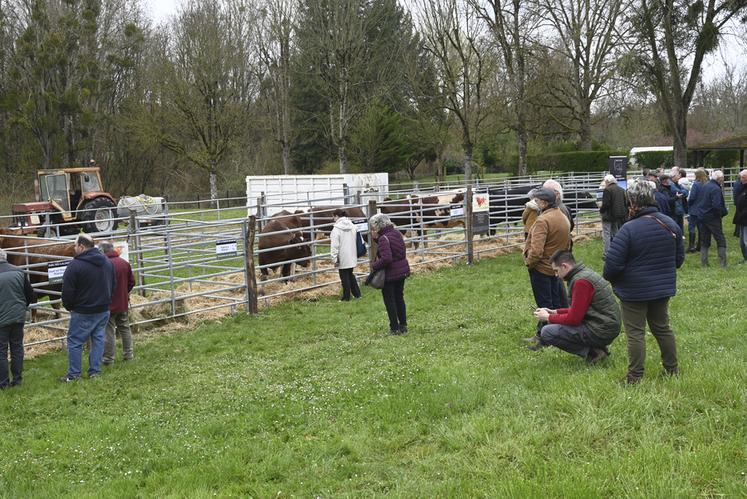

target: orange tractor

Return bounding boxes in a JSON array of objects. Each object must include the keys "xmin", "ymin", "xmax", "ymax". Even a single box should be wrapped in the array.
[{"xmin": 11, "ymin": 167, "xmax": 118, "ymax": 235}]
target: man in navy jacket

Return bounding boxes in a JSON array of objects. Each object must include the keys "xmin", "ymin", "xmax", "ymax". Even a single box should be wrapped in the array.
[
  {"xmin": 698, "ymin": 170, "xmax": 729, "ymax": 267},
  {"xmin": 604, "ymin": 180, "xmax": 684, "ymax": 384},
  {"xmin": 59, "ymin": 234, "xmax": 116, "ymax": 382}
]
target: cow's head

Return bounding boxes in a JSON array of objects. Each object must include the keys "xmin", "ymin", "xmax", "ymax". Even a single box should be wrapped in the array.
[{"xmin": 290, "ymin": 233, "xmax": 311, "ymax": 267}]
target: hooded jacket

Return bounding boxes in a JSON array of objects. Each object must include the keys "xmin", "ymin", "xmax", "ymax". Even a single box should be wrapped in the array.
[
  {"xmin": 62, "ymin": 247, "xmax": 116, "ymax": 314},
  {"xmin": 0, "ymin": 259, "xmax": 36, "ymax": 327},
  {"xmin": 372, "ymin": 225, "xmax": 410, "ymax": 281},
  {"xmin": 330, "ymin": 217, "xmax": 359, "ymax": 270}
]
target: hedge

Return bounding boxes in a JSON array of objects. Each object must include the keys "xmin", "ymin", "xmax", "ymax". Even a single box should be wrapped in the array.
[{"xmin": 491, "ymin": 150, "xmax": 629, "ymax": 175}]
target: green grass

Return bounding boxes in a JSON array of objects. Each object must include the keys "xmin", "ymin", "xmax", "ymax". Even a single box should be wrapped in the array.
[{"xmin": 2, "ymin": 230, "xmax": 746, "ymax": 497}]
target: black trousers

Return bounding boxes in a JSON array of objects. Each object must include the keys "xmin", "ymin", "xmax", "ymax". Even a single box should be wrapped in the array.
[
  {"xmin": 382, "ymin": 279, "xmax": 407, "ymax": 331},
  {"xmin": 0, "ymin": 322, "xmax": 24, "ymax": 387},
  {"xmin": 699, "ymin": 217, "xmax": 726, "ymax": 248},
  {"xmin": 338, "ymin": 268, "xmax": 361, "ymax": 300}
]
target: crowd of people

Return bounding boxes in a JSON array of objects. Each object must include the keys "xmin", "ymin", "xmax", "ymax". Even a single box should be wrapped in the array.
[{"xmin": 1, "ymin": 167, "xmax": 744, "ymax": 388}]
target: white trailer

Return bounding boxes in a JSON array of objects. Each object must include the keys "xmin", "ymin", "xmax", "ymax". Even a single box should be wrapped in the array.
[{"xmin": 246, "ymin": 173, "xmax": 389, "ymax": 217}]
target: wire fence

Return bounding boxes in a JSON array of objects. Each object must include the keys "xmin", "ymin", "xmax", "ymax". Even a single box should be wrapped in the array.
[{"xmin": 1, "ymin": 168, "xmax": 741, "ymax": 353}]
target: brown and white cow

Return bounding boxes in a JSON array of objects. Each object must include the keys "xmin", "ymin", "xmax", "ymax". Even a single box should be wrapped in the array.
[{"xmin": 257, "ymin": 219, "xmax": 311, "ymax": 282}]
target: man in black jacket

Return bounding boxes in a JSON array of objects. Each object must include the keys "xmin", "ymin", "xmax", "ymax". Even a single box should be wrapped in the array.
[
  {"xmin": 0, "ymin": 248, "xmax": 36, "ymax": 388},
  {"xmin": 599, "ymin": 174, "xmax": 628, "ymax": 259},
  {"xmin": 734, "ymin": 170, "xmax": 747, "ymax": 263},
  {"xmin": 59, "ymin": 234, "xmax": 116, "ymax": 382}
]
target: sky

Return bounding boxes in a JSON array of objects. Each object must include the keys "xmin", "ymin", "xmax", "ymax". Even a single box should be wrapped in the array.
[{"xmin": 142, "ymin": 0, "xmax": 744, "ymax": 84}]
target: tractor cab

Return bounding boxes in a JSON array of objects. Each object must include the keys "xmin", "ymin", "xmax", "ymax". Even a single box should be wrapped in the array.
[{"xmin": 12, "ymin": 167, "xmax": 118, "ymax": 235}]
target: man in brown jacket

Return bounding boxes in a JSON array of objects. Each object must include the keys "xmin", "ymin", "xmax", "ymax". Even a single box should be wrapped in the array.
[{"xmin": 524, "ymin": 188, "xmax": 571, "ymax": 344}]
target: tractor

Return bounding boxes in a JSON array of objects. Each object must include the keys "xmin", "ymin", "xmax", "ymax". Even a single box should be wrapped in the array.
[{"xmin": 11, "ymin": 167, "xmax": 118, "ymax": 235}]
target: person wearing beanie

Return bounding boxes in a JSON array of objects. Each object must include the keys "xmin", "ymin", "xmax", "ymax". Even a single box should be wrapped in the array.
[{"xmin": 0, "ymin": 248, "xmax": 36, "ymax": 389}]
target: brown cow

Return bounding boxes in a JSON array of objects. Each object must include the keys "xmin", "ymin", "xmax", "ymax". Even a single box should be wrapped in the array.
[
  {"xmin": 418, "ymin": 191, "xmax": 465, "ymax": 229},
  {"xmin": 258, "ymin": 219, "xmax": 311, "ymax": 282},
  {"xmin": 0, "ymin": 228, "xmax": 75, "ymax": 321}
]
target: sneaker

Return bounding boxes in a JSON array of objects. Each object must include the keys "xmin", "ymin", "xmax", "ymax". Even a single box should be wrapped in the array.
[
  {"xmin": 527, "ymin": 342, "xmax": 546, "ymax": 351},
  {"xmin": 585, "ymin": 348, "xmax": 609, "ymax": 365},
  {"xmin": 89, "ymin": 372, "xmax": 101, "ymax": 379},
  {"xmin": 58, "ymin": 375, "xmax": 79, "ymax": 383}
]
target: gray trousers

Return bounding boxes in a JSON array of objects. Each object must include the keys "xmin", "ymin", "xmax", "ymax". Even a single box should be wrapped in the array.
[
  {"xmin": 620, "ymin": 298, "xmax": 678, "ymax": 378},
  {"xmin": 539, "ymin": 323, "xmax": 611, "ymax": 358},
  {"xmin": 602, "ymin": 220, "xmax": 621, "ymax": 256},
  {"xmin": 103, "ymin": 311, "xmax": 133, "ymax": 362}
]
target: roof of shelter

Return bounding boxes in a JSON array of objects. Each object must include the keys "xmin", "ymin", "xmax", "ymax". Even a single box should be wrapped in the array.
[{"xmin": 690, "ymin": 134, "xmax": 747, "ymax": 151}]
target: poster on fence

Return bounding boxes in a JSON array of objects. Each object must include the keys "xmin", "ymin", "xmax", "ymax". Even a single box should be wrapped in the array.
[
  {"xmin": 47, "ymin": 261, "xmax": 69, "ymax": 284},
  {"xmin": 216, "ymin": 239, "xmax": 238, "ymax": 258},
  {"xmin": 472, "ymin": 192, "xmax": 490, "ymax": 234}
]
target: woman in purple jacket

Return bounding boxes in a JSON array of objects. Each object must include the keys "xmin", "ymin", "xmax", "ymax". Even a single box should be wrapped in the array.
[{"xmin": 369, "ymin": 213, "xmax": 411, "ymax": 335}]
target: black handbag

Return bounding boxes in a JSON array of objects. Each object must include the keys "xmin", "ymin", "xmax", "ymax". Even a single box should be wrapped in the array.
[
  {"xmin": 356, "ymin": 232, "xmax": 367, "ymax": 258},
  {"xmin": 366, "ymin": 268, "xmax": 386, "ymax": 289}
]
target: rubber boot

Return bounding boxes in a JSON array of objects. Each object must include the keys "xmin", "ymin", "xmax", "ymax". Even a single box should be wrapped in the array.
[
  {"xmin": 687, "ymin": 233, "xmax": 697, "ymax": 253},
  {"xmin": 717, "ymin": 246, "xmax": 727, "ymax": 268},
  {"xmin": 700, "ymin": 246, "xmax": 709, "ymax": 267}
]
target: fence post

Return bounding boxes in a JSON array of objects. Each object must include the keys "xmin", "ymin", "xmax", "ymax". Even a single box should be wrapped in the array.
[
  {"xmin": 465, "ymin": 186, "xmax": 474, "ymax": 265},
  {"xmin": 367, "ymin": 199, "xmax": 377, "ymax": 267},
  {"xmin": 165, "ymin": 228, "xmax": 176, "ymax": 317},
  {"xmin": 243, "ymin": 216, "xmax": 258, "ymax": 314},
  {"xmin": 309, "ymin": 210, "xmax": 317, "ymax": 286},
  {"xmin": 343, "ymin": 183, "xmax": 350, "ymax": 205},
  {"xmin": 129, "ymin": 210, "xmax": 146, "ymax": 297}
]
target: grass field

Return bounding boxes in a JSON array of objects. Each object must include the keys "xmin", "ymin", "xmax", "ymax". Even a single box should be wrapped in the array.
[{"xmin": 1, "ymin": 231, "xmax": 746, "ymax": 497}]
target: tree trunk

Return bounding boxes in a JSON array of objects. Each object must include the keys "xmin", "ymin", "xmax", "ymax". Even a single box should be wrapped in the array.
[
  {"xmin": 673, "ymin": 106, "xmax": 688, "ymax": 168},
  {"xmin": 463, "ymin": 145, "xmax": 473, "ymax": 182},
  {"xmin": 209, "ymin": 168, "xmax": 218, "ymax": 205},
  {"xmin": 338, "ymin": 144, "xmax": 348, "ymax": 174},
  {"xmin": 579, "ymin": 101, "xmax": 593, "ymax": 151},
  {"xmin": 282, "ymin": 141, "xmax": 291, "ymax": 175},
  {"xmin": 517, "ymin": 120, "xmax": 528, "ymax": 176}
]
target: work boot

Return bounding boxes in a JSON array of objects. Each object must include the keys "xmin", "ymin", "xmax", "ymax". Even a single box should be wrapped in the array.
[
  {"xmin": 687, "ymin": 233, "xmax": 697, "ymax": 253},
  {"xmin": 717, "ymin": 246, "xmax": 727, "ymax": 268},
  {"xmin": 700, "ymin": 247, "xmax": 710, "ymax": 267}
]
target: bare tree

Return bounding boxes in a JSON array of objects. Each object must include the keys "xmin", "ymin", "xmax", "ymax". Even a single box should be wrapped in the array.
[
  {"xmin": 255, "ymin": 0, "xmax": 295, "ymax": 174},
  {"xmin": 469, "ymin": 0, "xmax": 541, "ymax": 176},
  {"xmin": 159, "ymin": 0, "xmax": 257, "ymax": 202},
  {"xmin": 536, "ymin": 0, "xmax": 629, "ymax": 150},
  {"xmin": 629, "ymin": 0, "xmax": 747, "ymax": 167},
  {"xmin": 416, "ymin": 0, "xmax": 493, "ymax": 181}
]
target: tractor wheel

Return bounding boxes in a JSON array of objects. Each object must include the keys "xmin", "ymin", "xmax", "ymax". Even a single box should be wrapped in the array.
[{"xmin": 79, "ymin": 197, "xmax": 119, "ymax": 234}]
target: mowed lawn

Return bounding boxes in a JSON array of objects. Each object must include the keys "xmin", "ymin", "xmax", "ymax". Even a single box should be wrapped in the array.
[{"xmin": 1, "ymin": 230, "xmax": 746, "ymax": 498}]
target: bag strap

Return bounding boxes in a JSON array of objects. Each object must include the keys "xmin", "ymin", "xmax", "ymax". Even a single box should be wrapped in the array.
[{"xmin": 643, "ymin": 215, "xmax": 677, "ymax": 239}]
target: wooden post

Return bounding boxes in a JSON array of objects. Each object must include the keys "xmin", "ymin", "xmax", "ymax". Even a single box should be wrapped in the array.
[
  {"xmin": 367, "ymin": 199, "xmax": 378, "ymax": 267},
  {"xmin": 128, "ymin": 210, "xmax": 146, "ymax": 297},
  {"xmin": 465, "ymin": 186, "xmax": 474, "ymax": 265},
  {"xmin": 244, "ymin": 216, "xmax": 258, "ymax": 314}
]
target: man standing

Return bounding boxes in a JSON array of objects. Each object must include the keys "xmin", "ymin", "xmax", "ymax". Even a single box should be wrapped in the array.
[
  {"xmin": 604, "ymin": 181, "xmax": 684, "ymax": 384},
  {"xmin": 59, "ymin": 234, "xmax": 115, "ymax": 382},
  {"xmin": 530, "ymin": 250, "xmax": 621, "ymax": 363},
  {"xmin": 655, "ymin": 174, "xmax": 677, "ymax": 218},
  {"xmin": 0, "ymin": 248, "xmax": 36, "ymax": 389},
  {"xmin": 599, "ymin": 174, "xmax": 628, "ymax": 258},
  {"xmin": 524, "ymin": 188, "xmax": 571, "ymax": 344},
  {"xmin": 698, "ymin": 170, "xmax": 729, "ymax": 267},
  {"xmin": 733, "ymin": 170, "xmax": 747, "ymax": 263},
  {"xmin": 100, "ymin": 241, "xmax": 135, "ymax": 364}
]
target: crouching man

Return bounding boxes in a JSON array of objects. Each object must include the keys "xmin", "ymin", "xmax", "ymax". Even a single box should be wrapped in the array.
[{"xmin": 528, "ymin": 250, "xmax": 621, "ymax": 364}]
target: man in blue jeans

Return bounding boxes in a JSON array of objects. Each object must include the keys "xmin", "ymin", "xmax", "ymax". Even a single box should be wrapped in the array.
[{"xmin": 59, "ymin": 234, "xmax": 116, "ymax": 382}]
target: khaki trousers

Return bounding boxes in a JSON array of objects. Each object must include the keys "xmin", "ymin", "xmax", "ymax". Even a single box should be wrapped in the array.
[
  {"xmin": 103, "ymin": 311, "xmax": 133, "ymax": 363},
  {"xmin": 620, "ymin": 298, "xmax": 678, "ymax": 378}
]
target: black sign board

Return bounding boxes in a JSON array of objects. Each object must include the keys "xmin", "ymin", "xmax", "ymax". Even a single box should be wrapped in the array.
[
  {"xmin": 472, "ymin": 211, "xmax": 490, "ymax": 235},
  {"xmin": 608, "ymin": 156, "xmax": 628, "ymax": 188}
]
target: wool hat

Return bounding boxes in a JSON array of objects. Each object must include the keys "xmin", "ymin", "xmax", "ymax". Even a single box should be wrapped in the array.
[{"xmin": 532, "ymin": 188, "xmax": 557, "ymax": 204}]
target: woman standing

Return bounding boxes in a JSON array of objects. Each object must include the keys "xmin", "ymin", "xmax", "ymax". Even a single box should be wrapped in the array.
[
  {"xmin": 330, "ymin": 209, "xmax": 361, "ymax": 301},
  {"xmin": 369, "ymin": 213, "xmax": 410, "ymax": 335}
]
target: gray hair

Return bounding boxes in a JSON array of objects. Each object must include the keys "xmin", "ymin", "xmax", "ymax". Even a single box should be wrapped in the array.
[
  {"xmin": 710, "ymin": 170, "xmax": 724, "ymax": 181},
  {"xmin": 740, "ymin": 169, "xmax": 747, "ymax": 179},
  {"xmin": 627, "ymin": 180, "xmax": 656, "ymax": 209},
  {"xmin": 0, "ymin": 248, "xmax": 6, "ymax": 263},
  {"xmin": 603, "ymin": 174, "xmax": 617, "ymax": 184},
  {"xmin": 99, "ymin": 241, "xmax": 114, "ymax": 253},
  {"xmin": 369, "ymin": 213, "xmax": 393, "ymax": 232},
  {"xmin": 542, "ymin": 179, "xmax": 564, "ymax": 201}
]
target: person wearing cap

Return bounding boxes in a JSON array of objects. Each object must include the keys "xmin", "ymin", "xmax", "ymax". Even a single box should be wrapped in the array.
[
  {"xmin": 603, "ymin": 180, "xmax": 684, "ymax": 385},
  {"xmin": 698, "ymin": 170, "xmax": 729, "ymax": 267},
  {"xmin": 0, "ymin": 248, "xmax": 36, "ymax": 389},
  {"xmin": 522, "ymin": 189, "xmax": 541, "ymax": 240},
  {"xmin": 523, "ymin": 187, "xmax": 571, "ymax": 344},
  {"xmin": 100, "ymin": 241, "xmax": 135, "ymax": 365},
  {"xmin": 542, "ymin": 179, "xmax": 574, "ymax": 234},
  {"xmin": 530, "ymin": 250, "xmax": 621, "ymax": 362},
  {"xmin": 599, "ymin": 174, "xmax": 628, "ymax": 259},
  {"xmin": 59, "ymin": 234, "xmax": 116, "ymax": 382},
  {"xmin": 655, "ymin": 174, "xmax": 677, "ymax": 218}
]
